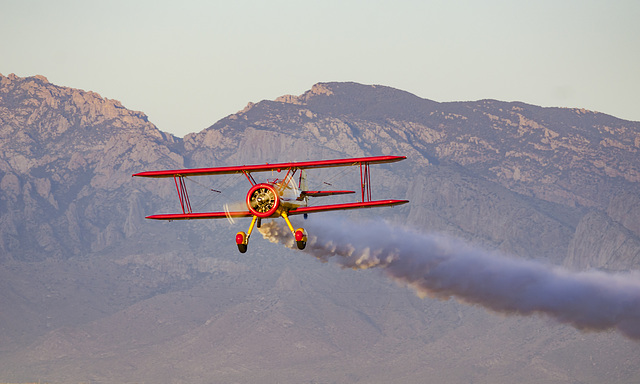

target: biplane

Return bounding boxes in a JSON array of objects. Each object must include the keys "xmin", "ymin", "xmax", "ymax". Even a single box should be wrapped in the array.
[{"xmin": 132, "ymin": 155, "xmax": 408, "ymax": 253}]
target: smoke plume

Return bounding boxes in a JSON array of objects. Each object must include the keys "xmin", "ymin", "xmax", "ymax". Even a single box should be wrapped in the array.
[{"xmin": 259, "ymin": 217, "xmax": 640, "ymax": 340}]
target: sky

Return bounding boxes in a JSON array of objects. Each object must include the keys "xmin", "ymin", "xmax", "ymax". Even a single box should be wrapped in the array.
[{"xmin": 2, "ymin": 0, "xmax": 639, "ymax": 137}]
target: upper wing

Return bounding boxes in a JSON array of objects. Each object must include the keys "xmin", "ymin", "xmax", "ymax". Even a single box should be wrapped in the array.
[
  {"xmin": 287, "ymin": 199, "xmax": 409, "ymax": 215},
  {"xmin": 132, "ymin": 155, "xmax": 406, "ymax": 178}
]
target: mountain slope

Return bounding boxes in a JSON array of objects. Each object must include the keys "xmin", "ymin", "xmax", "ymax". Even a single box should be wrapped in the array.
[
  {"xmin": 0, "ymin": 73, "xmax": 186, "ymax": 260},
  {"xmin": 186, "ymin": 81, "xmax": 640, "ymax": 266},
  {"xmin": 1, "ymin": 74, "xmax": 640, "ymax": 383}
]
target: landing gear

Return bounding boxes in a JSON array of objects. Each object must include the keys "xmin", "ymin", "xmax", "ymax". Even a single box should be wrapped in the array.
[
  {"xmin": 235, "ymin": 216, "xmax": 259, "ymax": 253},
  {"xmin": 236, "ymin": 231, "xmax": 248, "ymax": 253},
  {"xmin": 295, "ymin": 228, "xmax": 307, "ymax": 250},
  {"xmin": 281, "ymin": 211, "xmax": 307, "ymax": 251},
  {"xmin": 235, "ymin": 212, "xmax": 308, "ymax": 253}
]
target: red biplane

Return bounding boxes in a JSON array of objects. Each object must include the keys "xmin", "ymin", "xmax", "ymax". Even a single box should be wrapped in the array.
[{"xmin": 133, "ymin": 155, "xmax": 408, "ymax": 253}]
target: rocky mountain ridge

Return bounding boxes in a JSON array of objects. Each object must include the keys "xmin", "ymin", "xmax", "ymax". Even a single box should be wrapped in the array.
[
  {"xmin": 0, "ymin": 73, "xmax": 186, "ymax": 260},
  {"xmin": 1, "ymin": 74, "xmax": 640, "ymax": 383},
  {"xmin": 184, "ymin": 80, "xmax": 640, "ymax": 267}
]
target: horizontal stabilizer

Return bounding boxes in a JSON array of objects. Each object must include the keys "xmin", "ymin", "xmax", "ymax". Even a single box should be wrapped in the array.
[
  {"xmin": 288, "ymin": 199, "xmax": 409, "ymax": 215},
  {"xmin": 299, "ymin": 190, "xmax": 355, "ymax": 199}
]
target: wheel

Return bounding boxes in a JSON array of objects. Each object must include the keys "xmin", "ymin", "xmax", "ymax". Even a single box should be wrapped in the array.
[
  {"xmin": 294, "ymin": 228, "xmax": 307, "ymax": 250},
  {"xmin": 236, "ymin": 231, "xmax": 247, "ymax": 253}
]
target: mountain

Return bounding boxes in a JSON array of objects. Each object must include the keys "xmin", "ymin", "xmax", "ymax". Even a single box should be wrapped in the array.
[
  {"xmin": 1, "ymin": 73, "xmax": 639, "ymax": 383},
  {"xmin": 0, "ymin": 73, "xmax": 185, "ymax": 260}
]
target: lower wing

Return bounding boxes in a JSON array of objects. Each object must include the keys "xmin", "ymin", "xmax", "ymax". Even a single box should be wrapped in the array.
[
  {"xmin": 145, "ymin": 211, "xmax": 253, "ymax": 220},
  {"xmin": 144, "ymin": 200, "xmax": 408, "ymax": 220}
]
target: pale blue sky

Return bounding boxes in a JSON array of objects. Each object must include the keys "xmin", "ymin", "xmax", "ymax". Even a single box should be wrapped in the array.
[{"xmin": 2, "ymin": 0, "xmax": 639, "ymax": 137}]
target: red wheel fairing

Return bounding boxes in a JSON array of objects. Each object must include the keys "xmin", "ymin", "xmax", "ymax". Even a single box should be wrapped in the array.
[
  {"xmin": 294, "ymin": 228, "xmax": 307, "ymax": 250},
  {"xmin": 246, "ymin": 183, "xmax": 280, "ymax": 218}
]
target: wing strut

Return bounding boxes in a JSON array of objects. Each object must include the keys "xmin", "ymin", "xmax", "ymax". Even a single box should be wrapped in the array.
[
  {"xmin": 360, "ymin": 162, "xmax": 372, "ymax": 202},
  {"xmin": 243, "ymin": 171, "xmax": 257, "ymax": 186},
  {"xmin": 173, "ymin": 175, "xmax": 192, "ymax": 214}
]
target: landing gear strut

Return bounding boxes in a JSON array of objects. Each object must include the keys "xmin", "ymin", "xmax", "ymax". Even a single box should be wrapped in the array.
[{"xmin": 235, "ymin": 212, "xmax": 307, "ymax": 253}]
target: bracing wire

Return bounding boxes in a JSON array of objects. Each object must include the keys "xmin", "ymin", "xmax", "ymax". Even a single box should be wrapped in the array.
[
  {"xmin": 307, "ymin": 165, "xmax": 359, "ymax": 192},
  {"xmin": 184, "ymin": 174, "xmax": 245, "ymax": 212}
]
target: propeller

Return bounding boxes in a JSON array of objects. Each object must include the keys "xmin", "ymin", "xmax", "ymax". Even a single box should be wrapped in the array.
[{"xmin": 223, "ymin": 201, "xmax": 246, "ymax": 225}]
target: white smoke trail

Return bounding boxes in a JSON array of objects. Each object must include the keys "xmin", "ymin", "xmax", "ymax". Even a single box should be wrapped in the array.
[{"xmin": 259, "ymin": 217, "xmax": 640, "ymax": 340}]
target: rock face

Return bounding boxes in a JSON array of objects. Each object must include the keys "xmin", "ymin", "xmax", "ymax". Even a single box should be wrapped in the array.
[
  {"xmin": 0, "ymin": 73, "xmax": 183, "ymax": 260},
  {"xmin": 1, "ymin": 74, "xmax": 640, "ymax": 383}
]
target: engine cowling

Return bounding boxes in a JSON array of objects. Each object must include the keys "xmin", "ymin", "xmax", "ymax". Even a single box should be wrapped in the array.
[{"xmin": 246, "ymin": 183, "xmax": 280, "ymax": 218}]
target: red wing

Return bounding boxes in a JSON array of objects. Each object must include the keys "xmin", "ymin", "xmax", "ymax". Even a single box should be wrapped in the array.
[
  {"xmin": 146, "ymin": 211, "xmax": 253, "ymax": 220},
  {"xmin": 287, "ymin": 199, "xmax": 409, "ymax": 215},
  {"xmin": 132, "ymin": 155, "xmax": 406, "ymax": 178},
  {"xmin": 146, "ymin": 200, "xmax": 408, "ymax": 219}
]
